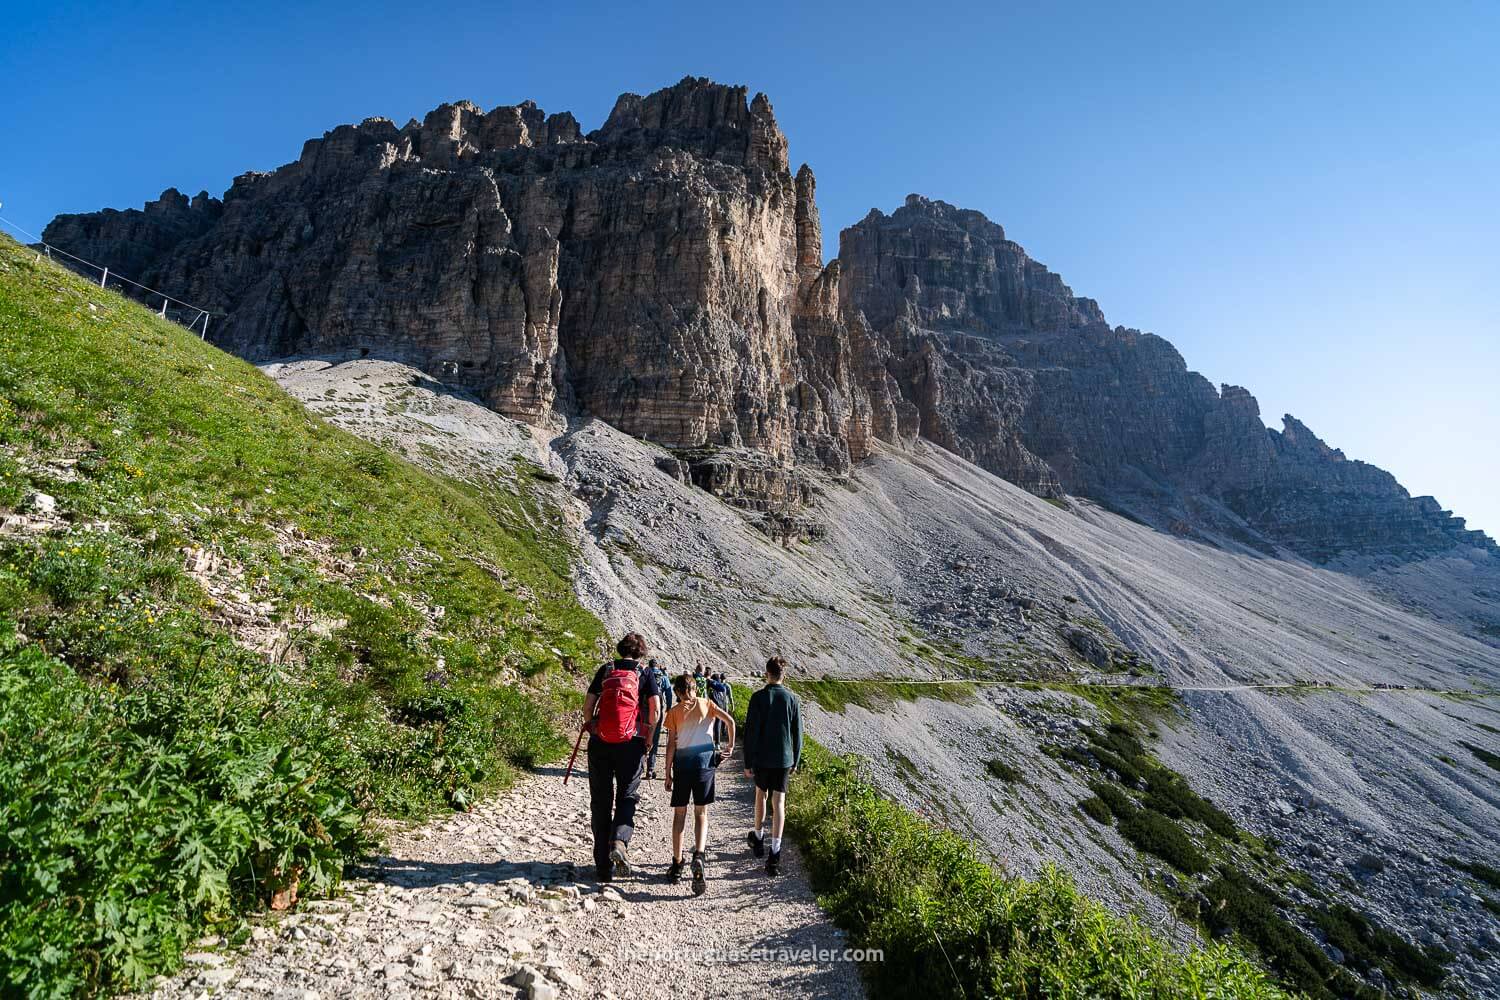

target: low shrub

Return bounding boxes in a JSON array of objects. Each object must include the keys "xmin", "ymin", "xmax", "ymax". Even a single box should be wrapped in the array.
[
  {"xmin": 1052, "ymin": 745, "xmax": 1097, "ymax": 770},
  {"xmin": 788, "ymin": 744, "xmax": 1289, "ymax": 999},
  {"xmin": 1199, "ymin": 869, "xmax": 1343, "ymax": 998},
  {"xmin": 1314, "ymin": 903, "xmax": 1450, "ymax": 989},
  {"xmin": 1116, "ymin": 807, "xmax": 1208, "ymax": 874},
  {"xmin": 1460, "ymin": 741, "xmax": 1500, "ymax": 774},
  {"xmin": 1088, "ymin": 780, "xmax": 1136, "ymax": 819},
  {"xmin": 1197, "ymin": 869, "xmax": 1450, "ymax": 999},
  {"xmin": 1078, "ymin": 796, "xmax": 1113, "ymax": 824},
  {"xmin": 985, "ymin": 758, "xmax": 1026, "ymax": 783},
  {"xmin": 1141, "ymin": 770, "xmax": 1238, "ymax": 837},
  {"xmin": 1087, "ymin": 745, "xmax": 1145, "ymax": 786},
  {"xmin": 1449, "ymin": 857, "xmax": 1500, "ymax": 892}
]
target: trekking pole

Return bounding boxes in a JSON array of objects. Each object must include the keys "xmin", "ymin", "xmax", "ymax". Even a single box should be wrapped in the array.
[{"xmin": 562, "ymin": 725, "xmax": 587, "ymax": 785}]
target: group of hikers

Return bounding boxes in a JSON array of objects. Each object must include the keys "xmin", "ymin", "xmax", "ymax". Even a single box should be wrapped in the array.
[{"xmin": 577, "ymin": 633, "xmax": 802, "ymax": 896}]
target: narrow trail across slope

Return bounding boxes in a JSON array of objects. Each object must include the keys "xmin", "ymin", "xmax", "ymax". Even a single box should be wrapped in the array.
[
  {"xmin": 817, "ymin": 676, "xmax": 1490, "ymax": 696},
  {"xmin": 150, "ymin": 756, "xmax": 864, "ymax": 1000}
]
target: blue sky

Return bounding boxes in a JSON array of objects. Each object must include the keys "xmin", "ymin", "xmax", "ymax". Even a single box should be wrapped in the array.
[{"xmin": 4, "ymin": 0, "xmax": 1496, "ymax": 534}]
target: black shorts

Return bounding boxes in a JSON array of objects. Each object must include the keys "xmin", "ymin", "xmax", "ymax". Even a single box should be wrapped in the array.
[
  {"xmin": 754, "ymin": 767, "xmax": 791, "ymax": 793},
  {"xmin": 670, "ymin": 764, "xmax": 716, "ymax": 807}
]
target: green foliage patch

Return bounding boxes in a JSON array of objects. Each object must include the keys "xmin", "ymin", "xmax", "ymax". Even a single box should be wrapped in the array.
[
  {"xmin": 1117, "ymin": 807, "xmax": 1208, "ymax": 874},
  {"xmin": 1077, "ymin": 796, "xmax": 1113, "ymax": 824},
  {"xmin": 984, "ymin": 758, "xmax": 1026, "ymax": 783},
  {"xmin": 1449, "ymin": 857, "xmax": 1500, "ymax": 892},
  {"xmin": 787, "ymin": 743, "xmax": 1288, "ymax": 1000},
  {"xmin": 1460, "ymin": 740, "xmax": 1500, "ymax": 774}
]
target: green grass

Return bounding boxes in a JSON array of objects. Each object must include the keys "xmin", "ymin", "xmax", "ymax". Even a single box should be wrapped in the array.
[
  {"xmin": 790, "ymin": 677, "xmax": 976, "ymax": 714},
  {"xmin": 1038, "ymin": 682, "xmax": 1183, "ymax": 728},
  {"xmin": 786, "ymin": 743, "xmax": 1289, "ymax": 999},
  {"xmin": 0, "ymin": 236, "xmax": 604, "ymax": 996}
]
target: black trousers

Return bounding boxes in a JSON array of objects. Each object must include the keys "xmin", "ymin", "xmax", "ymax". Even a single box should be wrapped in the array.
[{"xmin": 586, "ymin": 736, "xmax": 646, "ymax": 871}]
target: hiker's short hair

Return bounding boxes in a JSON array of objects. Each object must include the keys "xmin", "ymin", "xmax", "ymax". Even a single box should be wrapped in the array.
[
  {"xmin": 617, "ymin": 633, "xmax": 647, "ymax": 659},
  {"xmin": 672, "ymin": 673, "xmax": 695, "ymax": 698},
  {"xmin": 766, "ymin": 657, "xmax": 788, "ymax": 681}
]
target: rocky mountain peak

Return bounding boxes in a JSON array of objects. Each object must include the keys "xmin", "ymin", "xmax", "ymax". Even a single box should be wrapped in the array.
[
  {"xmin": 594, "ymin": 76, "xmax": 788, "ymax": 172},
  {"xmin": 39, "ymin": 77, "xmax": 1493, "ymax": 563}
]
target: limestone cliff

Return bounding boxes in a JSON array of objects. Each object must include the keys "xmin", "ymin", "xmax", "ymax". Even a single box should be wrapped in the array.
[
  {"xmin": 836, "ymin": 194, "xmax": 1493, "ymax": 560},
  {"xmin": 43, "ymin": 79, "xmax": 1491, "ymax": 563}
]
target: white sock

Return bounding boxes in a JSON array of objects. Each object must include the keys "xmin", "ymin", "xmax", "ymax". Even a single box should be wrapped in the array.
[
  {"xmin": 769, "ymin": 837, "xmax": 781, "ymax": 852},
  {"xmin": 751, "ymin": 828, "xmax": 763, "ymax": 840}
]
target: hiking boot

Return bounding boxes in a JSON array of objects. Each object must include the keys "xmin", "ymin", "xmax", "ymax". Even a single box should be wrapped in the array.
[
  {"xmin": 765, "ymin": 849, "xmax": 782, "ymax": 877},
  {"xmin": 610, "ymin": 843, "xmax": 632, "ymax": 878},
  {"xmin": 747, "ymin": 830, "xmax": 765, "ymax": 858},
  {"xmin": 667, "ymin": 858, "xmax": 685, "ymax": 883},
  {"xmin": 690, "ymin": 851, "xmax": 706, "ymax": 896},
  {"xmin": 595, "ymin": 865, "xmax": 612, "ymax": 883}
]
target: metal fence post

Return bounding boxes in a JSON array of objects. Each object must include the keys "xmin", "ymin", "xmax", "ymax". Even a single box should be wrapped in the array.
[{"xmin": 100, "ymin": 267, "xmax": 108, "ymax": 288}]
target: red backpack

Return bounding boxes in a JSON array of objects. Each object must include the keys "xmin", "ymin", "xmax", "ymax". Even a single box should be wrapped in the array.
[{"xmin": 595, "ymin": 661, "xmax": 641, "ymax": 743}]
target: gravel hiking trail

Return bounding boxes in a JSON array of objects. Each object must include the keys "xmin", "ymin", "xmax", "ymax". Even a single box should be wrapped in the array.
[{"xmin": 149, "ymin": 756, "xmax": 865, "ymax": 1000}]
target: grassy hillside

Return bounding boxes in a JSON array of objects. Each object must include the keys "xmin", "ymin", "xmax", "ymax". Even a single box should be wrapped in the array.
[{"xmin": 0, "ymin": 235, "xmax": 604, "ymax": 997}]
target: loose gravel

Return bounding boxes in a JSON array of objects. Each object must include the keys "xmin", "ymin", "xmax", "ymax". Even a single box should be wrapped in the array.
[{"xmin": 147, "ymin": 757, "xmax": 864, "ymax": 1000}]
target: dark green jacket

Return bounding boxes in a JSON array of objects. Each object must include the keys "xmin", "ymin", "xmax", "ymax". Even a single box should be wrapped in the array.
[{"xmin": 743, "ymin": 683, "xmax": 801, "ymax": 770}]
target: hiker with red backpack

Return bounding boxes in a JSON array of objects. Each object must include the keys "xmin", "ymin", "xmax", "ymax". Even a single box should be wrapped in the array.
[{"xmin": 582, "ymin": 633, "xmax": 661, "ymax": 882}]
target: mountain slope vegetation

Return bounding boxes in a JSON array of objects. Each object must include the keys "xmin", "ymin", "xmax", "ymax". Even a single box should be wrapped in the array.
[{"xmin": 0, "ymin": 235, "xmax": 603, "ymax": 997}]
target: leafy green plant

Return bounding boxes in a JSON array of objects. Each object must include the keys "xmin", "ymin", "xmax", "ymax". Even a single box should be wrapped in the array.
[{"xmin": 0, "ymin": 636, "xmax": 366, "ymax": 996}]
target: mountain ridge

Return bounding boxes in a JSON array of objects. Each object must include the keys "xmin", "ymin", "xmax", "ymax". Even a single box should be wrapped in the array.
[{"xmin": 41, "ymin": 76, "xmax": 1495, "ymax": 568}]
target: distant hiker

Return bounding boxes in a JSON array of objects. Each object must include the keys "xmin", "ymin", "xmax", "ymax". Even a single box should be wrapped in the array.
[
  {"xmin": 663, "ymin": 673, "xmax": 735, "ymax": 895},
  {"xmin": 583, "ymin": 633, "xmax": 661, "ymax": 881},
  {"xmin": 692, "ymin": 661, "xmax": 708, "ymax": 695},
  {"xmin": 743, "ymin": 656, "xmax": 801, "ymax": 876},
  {"xmin": 707, "ymin": 671, "xmax": 731, "ymax": 743},
  {"xmin": 643, "ymin": 658, "xmax": 674, "ymax": 780}
]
